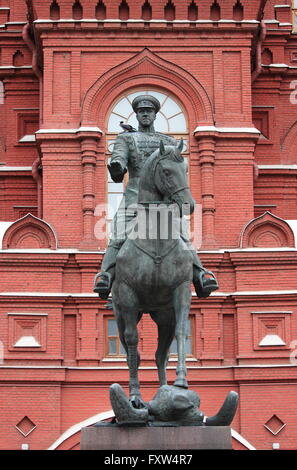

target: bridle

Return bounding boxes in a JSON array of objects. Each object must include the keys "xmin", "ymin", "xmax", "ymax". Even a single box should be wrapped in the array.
[{"xmin": 153, "ymin": 152, "xmax": 190, "ymax": 202}]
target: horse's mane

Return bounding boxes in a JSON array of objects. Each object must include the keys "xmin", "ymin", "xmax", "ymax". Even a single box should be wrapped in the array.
[{"xmin": 140, "ymin": 144, "xmax": 183, "ymax": 189}]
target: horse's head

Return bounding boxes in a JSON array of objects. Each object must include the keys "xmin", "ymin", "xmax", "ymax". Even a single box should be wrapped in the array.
[{"xmin": 154, "ymin": 139, "xmax": 196, "ymax": 216}]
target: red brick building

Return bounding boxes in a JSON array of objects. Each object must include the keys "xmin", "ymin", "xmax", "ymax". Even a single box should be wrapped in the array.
[{"xmin": 0, "ymin": 0, "xmax": 297, "ymax": 451}]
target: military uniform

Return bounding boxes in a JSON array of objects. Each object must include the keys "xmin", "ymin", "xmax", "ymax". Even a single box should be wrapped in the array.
[
  {"xmin": 95, "ymin": 94, "xmax": 218, "ymax": 299},
  {"xmin": 101, "ymin": 130, "xmax": 177, "ymax": 272}
]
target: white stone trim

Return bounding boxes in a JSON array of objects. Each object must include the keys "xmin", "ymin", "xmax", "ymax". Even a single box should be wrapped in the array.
[
  {"xmin": 258, "ymin": 334, "xmax": 286, "ymax": 347},
  {"xmin": 210, "ymin": 290, "xmax": 297, "ymax": 296},
  {"xmin": 0, "ymin": 166, "xmax": 32, "ymax": 171},
  {"xmin": 231, "ymin": 429, "xmax": 256, "ymax": 450},
  {"xmin": 7, "ymin": 312, "xmax": 48, "ymax": 316},
  {"xmin": 34, "ymin": 19, "xmax": 260, "ymax": 25},
  {"xmin": 0, "ymin": 363, "xmax": 296, "ymax": 370},
  {"xmin": 0, "ymin": 247, "xmax": 105, "ymax": 254},
  {"xmin": 0, "ymin": 66, "xmax": 32, "ymax": 69},
  {"xmin": 194, "ymin": 126, "xmax": 260, "ymax": 134},
  {"xmin": 19, "ymin": 134, "xmax": 36, "ymax": 143},
  {"xmin": 258, "ymin": 165, "xmax": 297, "ymax": 170},
  {"xmin": 1, "ymin": 247, "xmax": 296, "ymax": 254},
  {"xmin": 0, "ymin": 289, "xmax": 296, "ymax": 298},
  {"xmin": 36, "ymin": 126, "xmax": 103, "ymax": 134},
  {"xmin": 14, "ymin": 336, "xmax": 41, "ymax": 347}
]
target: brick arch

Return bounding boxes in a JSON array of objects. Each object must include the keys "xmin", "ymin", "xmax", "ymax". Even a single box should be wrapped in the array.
[
  {"xmin": 280, "ymin": 120, "xmax": 297, "ymax": 164},
  {"xmin": 240, "ymin": 211, "xmax": 295, "ymax": 248},
  {"xmin": 81, "ymin": 48, "xmax": 214, "ymax": 130},
  {"xmin": 2, "ymin": 214, "xmax": 58, "ymax": 250}
]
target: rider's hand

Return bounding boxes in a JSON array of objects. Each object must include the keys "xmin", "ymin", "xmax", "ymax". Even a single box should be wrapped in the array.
[{"xmin": 108, "ymin": 161, "xmax": 127, "ymax": 183}]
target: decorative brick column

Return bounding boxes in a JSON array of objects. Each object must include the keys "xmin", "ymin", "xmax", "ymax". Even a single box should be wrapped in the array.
[
  {"xmin": 195, "ymin": 131, "xmax": 218, "ymax": 250},
  {"xmin": 78, "ymin": 129, "xmax": 102, "ymax": 250}
]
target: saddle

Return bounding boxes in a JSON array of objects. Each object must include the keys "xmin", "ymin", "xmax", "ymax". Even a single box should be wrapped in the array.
[{"xmin": 94, "ymin": 268, "xmax": 219, "ymax": 300}]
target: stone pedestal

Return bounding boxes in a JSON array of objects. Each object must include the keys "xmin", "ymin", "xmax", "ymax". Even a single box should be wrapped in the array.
[{"xmin": 80, "ymin": 425, "xmax": 232, "ymax": 450}]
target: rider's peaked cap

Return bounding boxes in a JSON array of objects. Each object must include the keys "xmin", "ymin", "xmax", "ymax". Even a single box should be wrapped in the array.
[{"xmin": 132, "ymin": 95, "xmax": 161, "ymax": 113}]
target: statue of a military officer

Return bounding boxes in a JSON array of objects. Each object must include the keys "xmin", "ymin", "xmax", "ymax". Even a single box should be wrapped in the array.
[{"xmin": 94, "ymin": 94, "xmax": 218, "ymax": 299}]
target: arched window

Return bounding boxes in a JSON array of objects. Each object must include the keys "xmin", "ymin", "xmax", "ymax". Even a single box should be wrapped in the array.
[{"xmin": 105, "ymin": 89, "xmax": 189, "ymax": 237}]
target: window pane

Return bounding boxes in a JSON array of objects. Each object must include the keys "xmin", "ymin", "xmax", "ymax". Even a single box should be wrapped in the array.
[
  {"xmin": 108, "ymin": 339, "xmax": 117, "ymax": 354},
  {"xmin": 108, "ymin": 319, "xmax": 118, "ymax": 336},
  {"xmin": 107, "ymin": 140, "xmax": 115, "ymax": 153},
  {"xmin": 146, "ymin": 90, "xmax": 167, "ymax": 105},
  {"xmin": 168, "ymin": 113, "xmax": 187, "ymax": 133},
  {"xmin": 112, "ymin": 97, "xmax": 131, "ymax": 116},
  {"xmin": 108, "ymin": 113, "xmax": 125, "ymax": 133},
  {"xmin": 120, "ymin": 342, "xmax": 126, "ymax": 355},
  {"xmin": 126, "ymin": 114, "xmax": 139, "ymax": 129},
  {"xmin": 170, "ymin": 338, "xmax": 177, "ymax": 354},
  {"xmin": 185, "ymin": 337, "xmax": 192, "ymax": 355},
  {"xmin": 108, "ymin": 181, "xmax": 123, "ymax": 192},
  {"xmin": 107, "ymin": 193, "xmax": 122, "ymax": 218},
  {"xmin": 162, "ymin": 97, "xmax": 182, "ymax": 118},
  {"xmin": 169, "ymin": 319, "xmax": 192, "ymax": 355},
  {"xmin": 155, "ymin": 113, "xmax": 169, "ymax": 133}
]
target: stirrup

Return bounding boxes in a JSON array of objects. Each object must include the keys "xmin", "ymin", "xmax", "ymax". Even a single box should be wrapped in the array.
[
  {"xmin": 93, "ymin": 272, "xmax": 112, "ymax": 300},
  {"xmin": 194, "ymin": 268, "xmax": 218, "ymax": 298}
]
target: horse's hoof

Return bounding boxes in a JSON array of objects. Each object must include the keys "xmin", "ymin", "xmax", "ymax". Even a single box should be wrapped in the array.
[
  {"xmin": 130, "ymin": 395, "xmax": 146, "ymax": 409},
  {"xmin": 173, "ymin": 378, "xmax": 188, "ymax": 389}
]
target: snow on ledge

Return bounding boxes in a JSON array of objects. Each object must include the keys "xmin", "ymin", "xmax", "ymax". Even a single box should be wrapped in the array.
[
  {"xmin": 258, "ymin": 165, "xmax": 297, "ymax": 170},
  {"xmin": 19, "ymin": 134, "xmax": 36, "ymax": 143},
  {"xmin": 194, "ymin": 126, "xmax": 260, "ymax": 134},
  {"xmin": 34, "ymin": 18, "xmax": 260, "ymax": 25},
  {"xmin": 36, "ymin": 126, "xmax": 103, "ymax": 134},
  {"xmin": 0, "ymin": 166, "xmax": 32, "ymax": 171}
]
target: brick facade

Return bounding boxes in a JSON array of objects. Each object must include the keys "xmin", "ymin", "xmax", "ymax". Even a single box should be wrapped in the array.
[{"xmin": 0, "ymin": 0, "xmax": 297, "ymax": 450}]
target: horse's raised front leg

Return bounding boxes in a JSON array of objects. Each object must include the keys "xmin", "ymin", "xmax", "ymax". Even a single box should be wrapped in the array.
[
  {"xmin": 113, "ymin": 285, "xmax": 144, "ymax": 409},
  {"xmin": 150, "ymin": 309, "xmax": 176, "ymax": 387},
  {"xmin": 173, "ymin": 281, "xmax": 192, "ymax": 389}
]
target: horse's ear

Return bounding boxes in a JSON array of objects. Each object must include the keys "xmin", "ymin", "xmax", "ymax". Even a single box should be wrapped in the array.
[
  {"xmin": 177, "ymin": 139, "xmax": 184, "ymax": 153},
  {"xmin": 159, "ymin": 140, "xmax": 165, "ymax": 155}
]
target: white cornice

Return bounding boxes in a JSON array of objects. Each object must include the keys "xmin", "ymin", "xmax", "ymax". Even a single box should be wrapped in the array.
[
  {"xmin": 194, "ymin": 126, "xmax": 260, "ymax": 134},
  {"xmin": 33, "ymin": 19, "xmax": 260, "ymax": 25},
  {"xmin": 36, "ymin": 126, "xmax": 103, "ymax": 134}
]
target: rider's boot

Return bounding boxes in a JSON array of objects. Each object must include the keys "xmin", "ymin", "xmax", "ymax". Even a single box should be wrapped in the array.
[
  {"xmin": 93, "ymin": 270, "xmax": 114, "ymax": 300},
  {"xmin": 192, "ymin": 252, "xmax": 219, "ymax": 298},
  {"xmin": 94, "ymin": 245, "xmax": 119, "ymax": 300},
  {"xmin": 193, "ymin": 266, "xmax": 219, "ymax": 298}
]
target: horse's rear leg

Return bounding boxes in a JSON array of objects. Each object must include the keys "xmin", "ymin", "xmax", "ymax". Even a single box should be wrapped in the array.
[
  {"xmin": 151, "ymin": 310, "xmax": 176, "ymax": 387},
  {"xmin": 173, "ymin": 282, "xmax": 192, "ymax": 389}
]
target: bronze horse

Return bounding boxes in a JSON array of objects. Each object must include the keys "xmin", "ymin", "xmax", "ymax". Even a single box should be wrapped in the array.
[{"xmin": 111, "ymin": 139, "xmax": 197, "ymax": 407}]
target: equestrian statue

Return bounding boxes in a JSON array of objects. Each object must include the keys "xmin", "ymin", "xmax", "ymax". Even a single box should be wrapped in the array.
[{"xmin": 94, "ymin": 95, "xmax": 238, "ymax": 427}]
